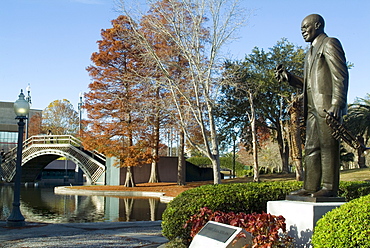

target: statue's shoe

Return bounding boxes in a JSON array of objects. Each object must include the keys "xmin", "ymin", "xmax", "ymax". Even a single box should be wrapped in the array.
[
  {"xmin": 311, "ymin": 189, "xmax": 335, "ymax": 197},
  {"xmin": 289, "ymin": 188, "xmax": 313, "ymax": 196}
]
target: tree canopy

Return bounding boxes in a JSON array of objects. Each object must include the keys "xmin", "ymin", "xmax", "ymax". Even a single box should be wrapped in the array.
[
  {"xmin": 345, "ymin": 94, "xmax": 370, "ymax": 143},
  {"xmin": 218, "ymin": 38, "xmax": 305, "ymax": 176},
  {"xmin": 83, "ymin": 0, "xmax": 248, "ymax": 185},
  {"xmin": 83, "ymin": 16, "xmax": 156, "ymax": 180},
  {"xmin": 42, "ymin": 99, "xmax": 79, "ymax": 135}
]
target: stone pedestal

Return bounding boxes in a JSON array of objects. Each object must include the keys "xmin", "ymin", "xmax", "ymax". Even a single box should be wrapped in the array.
[{"xmin": 267, "ymin": 200, "xmax": 345, "ymax": 247}]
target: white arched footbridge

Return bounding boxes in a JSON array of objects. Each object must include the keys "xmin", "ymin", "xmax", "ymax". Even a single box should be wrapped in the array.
[{"xmin": 0, "ymin": 135, "xmax": 106, "ymax": 184}]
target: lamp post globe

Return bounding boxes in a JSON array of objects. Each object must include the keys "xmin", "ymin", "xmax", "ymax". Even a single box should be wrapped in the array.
[
  {"xmin": 14, "ymin": 90, "xmax": 30, "ymax": 118},
  {"xmin": 7, "ymin": 89, "xmax": 30, "ymax": 227}
]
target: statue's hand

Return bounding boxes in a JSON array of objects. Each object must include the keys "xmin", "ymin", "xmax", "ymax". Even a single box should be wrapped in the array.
[
  {"xmin": 327, "ymin": 105, "xmax": 341, "ymax": 119},
  {"xmin": 274, "ymin": 64, "xmax": 290, "ymax": 83}
]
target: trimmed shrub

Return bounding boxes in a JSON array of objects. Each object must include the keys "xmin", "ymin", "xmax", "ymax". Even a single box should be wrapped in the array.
[
  {"xmin": 338, "ymin": 181, "xmax": 370, "ymax": 201},
  {"xmin": 161, "ymin": 181, "xmax": 302, "ymax": 241},
  {"xmin": 163, "ymin": 238, "xmax": 187, "ymax": 248},
  {"xmin": 186, "ymin": 156, "xmax": 211, "ymax": 167},
  {"xmin": 242, "ymin": 169, "xmax": 254, "ymax": 177},
  {"xmin": 312, "ymin": 193, "xmax": 370, "ymax": 247},
  {"xmin": 162, "ymin": 180, "xmax": 370, "ymax": 243}
]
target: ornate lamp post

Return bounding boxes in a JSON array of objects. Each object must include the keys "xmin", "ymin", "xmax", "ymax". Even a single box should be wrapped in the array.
[
  {"xmin": 76, "ymin": 92, "xmax": 84, "ymax": 184},
  {"xmin": 25, "ymin": 84, "xmax": 32, "ymax": 139},
  {"xmin": 78, "ymin": 92, "xmax": 83, "ymax": 134},
  {"xmin": 232, "ymin": 134, "xmax": 236, "ymax": 178},
  {"xmin": 232, "ymin": 126, "xmax": 238, "ymax": 178},
  {"xmin": 7, "ymin": 90, "xmax": 30, "ymax": 227}
]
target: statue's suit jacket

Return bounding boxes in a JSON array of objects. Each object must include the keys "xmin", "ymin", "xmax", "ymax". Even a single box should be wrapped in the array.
[{"xmin": 291, "ymin": 33, "xmax": 349, "ymax": 118}]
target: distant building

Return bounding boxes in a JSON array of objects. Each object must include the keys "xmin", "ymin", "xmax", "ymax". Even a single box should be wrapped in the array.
[
  {"xmin": 38, "ymin": 160, "xmax": 79, "ymax": 185},
  {"xmin": 0, "ymin": 101, "xmax": 42, "ymax": 152},
  {"xmin": 118, "ymin": 157, "xmax": 218, "ymax": 184}
]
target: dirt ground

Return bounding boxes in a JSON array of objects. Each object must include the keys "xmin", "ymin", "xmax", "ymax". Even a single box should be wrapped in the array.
[{"xmin": 71, "ymin": 168, "xmax": 370, "ymax": 197}]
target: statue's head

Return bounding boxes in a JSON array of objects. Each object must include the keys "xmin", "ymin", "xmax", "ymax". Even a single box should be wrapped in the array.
[{"xmin": 301, "ymin": 14, "xmax": 325, "ymax": 43}]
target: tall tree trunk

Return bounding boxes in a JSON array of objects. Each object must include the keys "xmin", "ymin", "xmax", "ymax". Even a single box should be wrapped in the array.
[
  {"xmin": 210, "ymin": 155, "xmax": 221, "ymax": 184},
  {"xmin": 251, "ymin": 122, "xmax": 259, "ymax": 182},
  {"xmin": 148, "ymin": 134, "xmax": 160, "ymax": 183},
  {"xmin": 276, "ymin": 121, "xmax": 289, "ymax": 173},
  {"xmin": 288, "ymin": 97, "xmax": 303, "ymax": 181},
  {"xmin": 124, "ymin": 166, "xmax": 135, "ymax": 187},
  {"xmin": 124, "ymin": 114, "xmax": 136, "ymax": 187},
  {"xmin": 177, "ymin": 130, "xmax": 186, "ymax": 185},
  {"xmin": 277, "ymin": 96, "xmax": 290, "ymax": 173},
  {"xmin": 148, "ymin": 160, "xmax": 159, "ymax": 183},
  {"xmin": 358, "ymin": 148, "xmax": 366, "ymax": 168},
  {"xmin": 248, "ymin": 91, "xmax": 260, "ymax": 182},
  {"xmin": 208, "ymin": 106, "xmax": 222, "ymax": 184},
  {"xmin": 357, "ymin": 136, "xmax": 367, "ymax": 168},
  {"xmin": 283, "ymin": 140, "xmax": 290, "ymax": 172},
  {"xmin": 148, "ymin": 106, "xmax": 160, "ymax": 183}
]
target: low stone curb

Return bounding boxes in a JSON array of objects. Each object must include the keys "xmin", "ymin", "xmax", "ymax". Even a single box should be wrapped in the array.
[{"xmin": 54, "ymin": 186, "xmax": 175, "ymax": 203}]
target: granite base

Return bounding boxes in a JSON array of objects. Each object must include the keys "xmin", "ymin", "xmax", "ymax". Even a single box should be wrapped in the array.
[{"xmin": 267, "ymin": 200, "xmax": 345, "ymax": 247}]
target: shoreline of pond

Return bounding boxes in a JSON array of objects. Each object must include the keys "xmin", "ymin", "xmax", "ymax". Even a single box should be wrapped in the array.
[
  {"xmin": 1, "ymin": 186, "xmax": 169, "ymax": 222},
  {"xmin": 54, "ymin": 186, "xmax": 175, "ymax": 203}
]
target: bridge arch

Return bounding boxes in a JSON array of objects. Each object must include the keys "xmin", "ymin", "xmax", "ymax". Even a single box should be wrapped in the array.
[{"xmin": 0, "ymin": 135, "xmax": 106, "ymax": 184}]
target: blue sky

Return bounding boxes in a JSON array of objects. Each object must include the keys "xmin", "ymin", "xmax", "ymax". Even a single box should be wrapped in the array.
[{"xmin": 1, "ymin": 0, "xmax": 369, "ymax": 111}]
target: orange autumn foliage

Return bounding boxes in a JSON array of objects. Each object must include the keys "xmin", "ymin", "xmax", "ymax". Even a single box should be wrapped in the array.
[{"xmin": 83, "ymin": 15, "xmax": 154, "ymax": 168}]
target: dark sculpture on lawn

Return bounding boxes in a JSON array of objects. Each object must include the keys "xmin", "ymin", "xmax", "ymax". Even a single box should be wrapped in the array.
[{"xmin": 275, "ymin": 14, "xmax": 348, "ymax": 198}]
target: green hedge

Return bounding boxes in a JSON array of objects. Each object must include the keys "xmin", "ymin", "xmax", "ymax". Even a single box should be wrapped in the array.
[
  {"xmin": 162, "ymin": 180, "xmax": 370, "ymax": 242},
  {"xmin": 338, "ymin": 181, "xmax": 370, "ymax": 201},
  {"xmin": 162, "ymin": 181, "xmax": 302, "ymax": 241},
  {"xmin": 312, "ymin": 193, "xmax": 370, "ymax": 247}
]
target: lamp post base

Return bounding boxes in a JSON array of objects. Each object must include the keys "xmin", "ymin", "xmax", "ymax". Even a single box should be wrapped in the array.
[
  {"xmin": 6, "ymin": 219, "xmax": 26, "ymax": 227},
  {"xmin": 7, "ymin": 203, "xmax": 25, "ymax": 227}
]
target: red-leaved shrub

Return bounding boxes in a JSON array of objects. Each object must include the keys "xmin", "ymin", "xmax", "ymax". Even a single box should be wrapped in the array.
[{"xmin": 185, "ymin": 207, "xmax": 293, "ymax": 248}]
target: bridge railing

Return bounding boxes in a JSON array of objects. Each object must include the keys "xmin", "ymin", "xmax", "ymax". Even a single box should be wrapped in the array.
[
  {"xmin": 25, "ymin": 135, "xmax": 80, "ymax": 147},
  {"xmin": 1, "ymin": 135, "xmax": 106, "ymax": 182},
  {"xmin": 23, "ymin": 135, "xmax": 106, "ymax": 163}
]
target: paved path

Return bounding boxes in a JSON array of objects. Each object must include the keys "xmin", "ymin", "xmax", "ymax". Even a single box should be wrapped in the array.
[{"xmin": 0, "ymin": 221, "xmax": 168, "ymax": 248}]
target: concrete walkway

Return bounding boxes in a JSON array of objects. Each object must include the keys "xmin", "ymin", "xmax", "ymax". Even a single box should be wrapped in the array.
[{"xmin": 0, "ymin": 221, "xmax": 168, "ymax": 248}]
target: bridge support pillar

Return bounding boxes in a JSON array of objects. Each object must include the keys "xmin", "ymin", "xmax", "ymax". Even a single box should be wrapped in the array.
[
  {"xmin": 0, "ymin": 154, "xmax": 4, "ymax": 181},
  {"xmin": 104, "ymin": 157, "xmax": 120, "ymax": 186},
  {"xmin": 74, "ymin": 166, "xmax": 84, "ymax": 185}
]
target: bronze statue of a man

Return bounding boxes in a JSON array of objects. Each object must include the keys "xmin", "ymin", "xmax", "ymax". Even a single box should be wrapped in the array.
[{"xmin": 276, "ymin": 14, "xmax": 348, "ymax": 197}]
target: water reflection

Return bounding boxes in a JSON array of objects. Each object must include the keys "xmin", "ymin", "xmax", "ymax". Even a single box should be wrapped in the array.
[{"xmin": 0, "ymin": 186, "xmax": 167, "ymax": 223}]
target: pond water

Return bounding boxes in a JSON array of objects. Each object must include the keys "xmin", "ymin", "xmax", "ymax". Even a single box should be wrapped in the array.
[{"xmin": 0, "ymin": 186, "xmax": 167, "ymax": 223}]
